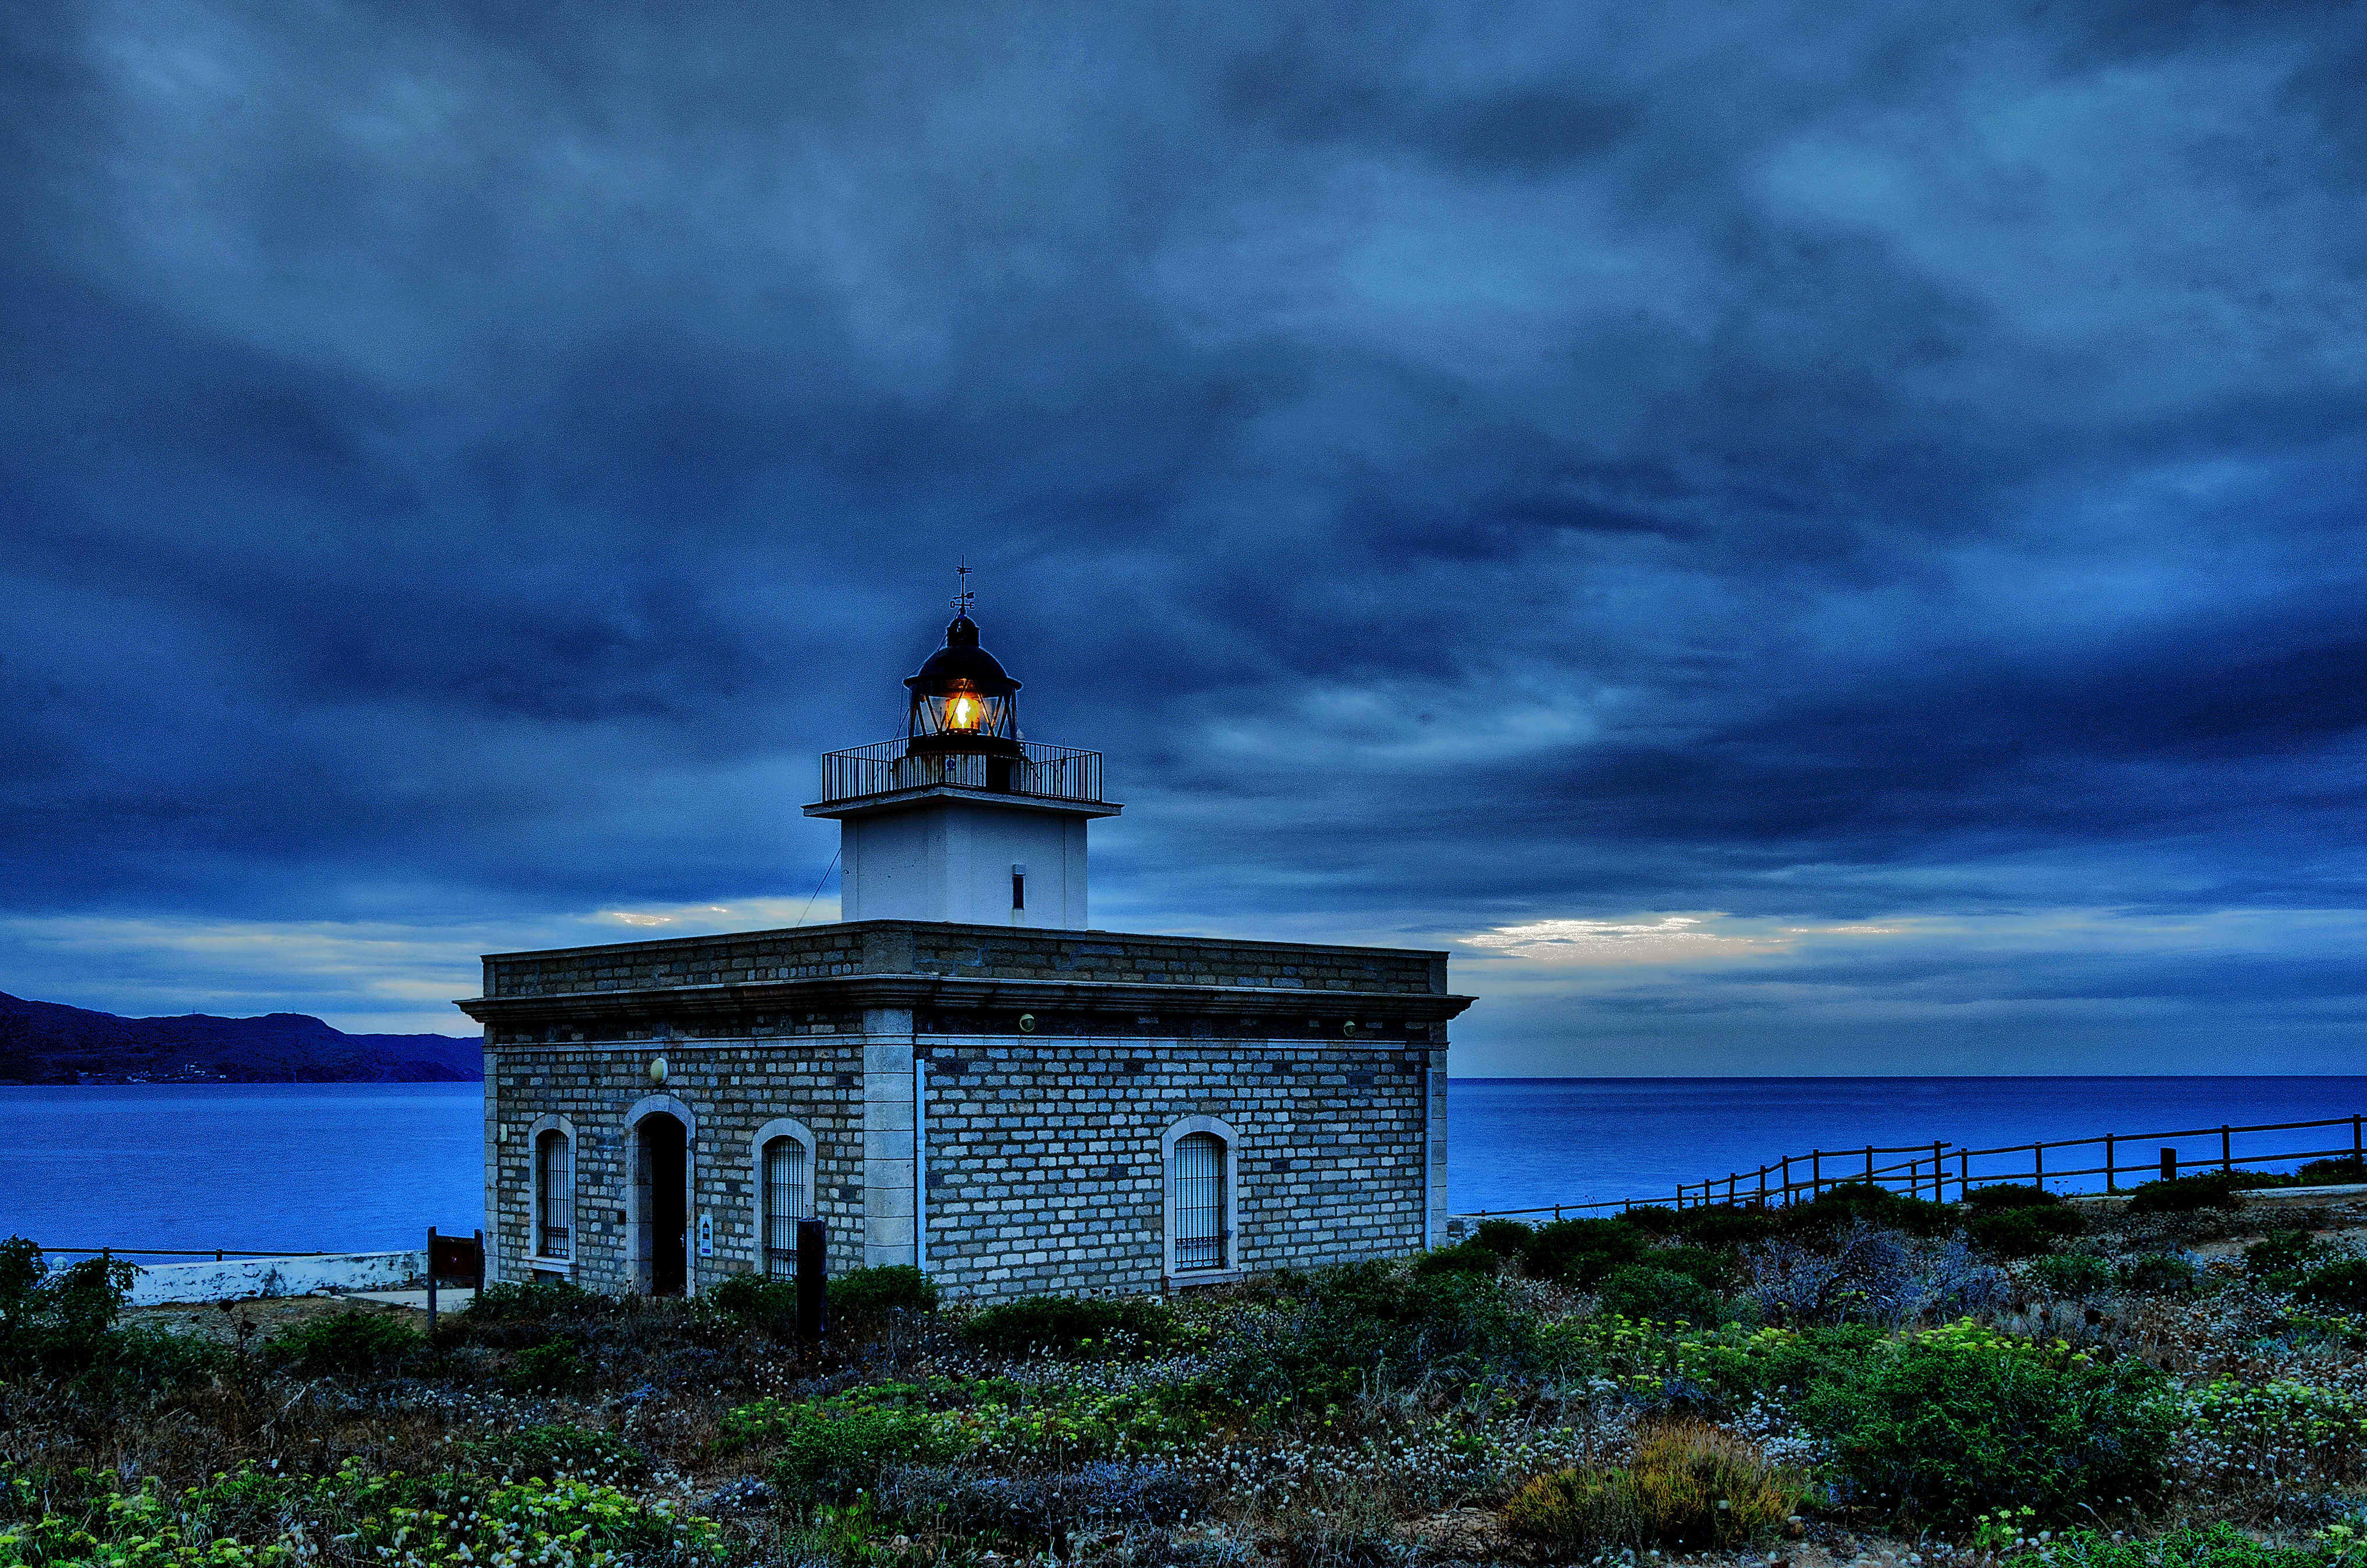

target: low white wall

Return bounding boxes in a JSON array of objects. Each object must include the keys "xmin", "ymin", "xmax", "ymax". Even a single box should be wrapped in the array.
[{"xmin": 123, "ymin": 1249, "xmax": 426, "ymax": 1306}]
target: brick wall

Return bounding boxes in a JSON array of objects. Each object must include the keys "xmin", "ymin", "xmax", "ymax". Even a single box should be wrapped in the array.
[
  {"xmin": 918, "ymin": 1036, "xmax": 1433, "ymax": 1296},
  {"xmin": 485, "ymin": 1028, "xmax": 1441, "ymax": 1301},
  {"xmin": 486, "ymin": 1040, "xmax": 869, "ymax": 1290}
]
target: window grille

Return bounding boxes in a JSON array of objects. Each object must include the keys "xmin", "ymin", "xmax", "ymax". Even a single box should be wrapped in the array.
[
  {"xmin": 1172, "ymin": 1132, "xmax": 1227, "ymax": 1271},
  {"xmin": 535, "ymin": 1130, "xmax": 572, "ymax": 1260},
  {"xmin": 764, "ymin": 1136, "xmax": 808, "ymax": 1277}
]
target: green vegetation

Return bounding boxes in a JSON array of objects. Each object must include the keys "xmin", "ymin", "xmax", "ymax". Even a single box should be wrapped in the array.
[
  {"xmin": 1796, "ymin": 1319, "xmax": 2174, "ymax": 1521},
  {"xmin": 1969, "ymin": 1204, "xmax": 2085, "ymax": 1258},
  {"xmin": 265, "ymin": 1310, "xmax": 424, "ymax": 1378},
  {"xmin": 4, "ymin": 1178, "xmax": 2365, "ymax": 1568},
  {"xmin": 958, "ymin": 1293, "xmax": 1175, "ymax": 1357}
]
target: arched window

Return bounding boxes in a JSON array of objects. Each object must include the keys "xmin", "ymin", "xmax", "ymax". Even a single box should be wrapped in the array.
[
  {"xmin": 751, "ymin": 1118, "xmax": 817, "ymax": 1278},
  {"xmin": 763, "ymin": 1137, "xmax": 808, "ymax": 1275},
  {"xmin": 1164, "ymin": 1117, "xmax": 1238, "ymax": 1276},
  {"xmin": 533, "ymin": 1127, "xmax": 573, "ymax": 1261}
]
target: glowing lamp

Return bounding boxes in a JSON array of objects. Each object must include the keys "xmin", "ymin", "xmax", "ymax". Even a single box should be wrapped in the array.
[{"xmin": 905, "ymin": 611, "xmax": 1021, "ymax": 758}]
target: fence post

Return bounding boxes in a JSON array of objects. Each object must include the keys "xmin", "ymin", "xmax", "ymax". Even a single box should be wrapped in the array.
[
  {"xmin": 1758, "ymin": 1166, "xmax": 1768, "ymax": 1207},
  {"xmin": 2034, "ymin": 1142, "xmax": 2044, "ymax": 1192},
  {"xmin": 1812, "ymin": 1150, "xmax": 1822, "ymax": 1197},
  {"xmin": 2161, "ymin": 1147, "xmax": 2177, "ymax": 1182},
  {"xmin": 1933, "ymin": 1141, "xmax": 1945, "ymax": 1202},
  {"xmin": 2220, "ymin": 1125, "xmax": 2233, "ymax": 1174},
  {"xmin": 1865, "ymin": 1144, "xmax": 1876, "ymax": 1185},
  {"xmin": 795, "ymin": 1218, "xmax": 828, "ymax": 1346},
  {"xmin": 2105, "ymin": 1134, "xmax": 2116, "ymax": 1194},
  {"xmin": 2355, "ymin": 1114, "xmax": 2363, "ymax": 1161},
  {"xmin": 1959, "ymin": 1149, "xmax": 1969, "ymax": 1195}
]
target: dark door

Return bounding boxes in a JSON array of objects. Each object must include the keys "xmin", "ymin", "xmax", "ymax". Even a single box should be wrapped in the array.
[{"xmin": 640, "ymin": 1114, "xmax": 688, "ymax": 1296}]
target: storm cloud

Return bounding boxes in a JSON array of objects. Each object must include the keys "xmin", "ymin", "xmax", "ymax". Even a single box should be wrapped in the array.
[{"xmin": 2, "ymin": 0, "xmax": 2364, "ymax": 1070}]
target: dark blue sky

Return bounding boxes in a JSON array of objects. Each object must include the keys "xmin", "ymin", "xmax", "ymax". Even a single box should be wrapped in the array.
[{"xmin": 3, "ymin": 2, "xmax": 2364, "ymax": 1074}]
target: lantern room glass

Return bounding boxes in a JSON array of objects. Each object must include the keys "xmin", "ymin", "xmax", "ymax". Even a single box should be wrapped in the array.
[{"xmin": 910, "ymin": 686, "xmax": 1014, "ymax": 743}]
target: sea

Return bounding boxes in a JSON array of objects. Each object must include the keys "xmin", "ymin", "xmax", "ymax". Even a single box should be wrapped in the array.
[{"xmin": 2, "ymin": 1077, "xmax": 2362, "ymax": 1257}]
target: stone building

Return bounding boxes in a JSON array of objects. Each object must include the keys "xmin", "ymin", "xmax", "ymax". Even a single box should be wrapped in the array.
[{"xmin": 459, "ymin": 610, "xmax": 1471, "ymax": 1299}]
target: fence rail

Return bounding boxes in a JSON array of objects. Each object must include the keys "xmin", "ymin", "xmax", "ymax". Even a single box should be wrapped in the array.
[
  {"xmin": 1462, "ymin": 1110, "xmax": 2367, "ymax": 1221},
  {"xmin": 815, "ymin": 739, "xmax": 1104, "ymax": 807}
]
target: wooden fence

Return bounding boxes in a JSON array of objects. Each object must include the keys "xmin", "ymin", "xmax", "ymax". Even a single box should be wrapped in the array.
[{"xmin": 1463, "ymin": 1111, "xmax": 2367, "ymax": 1221}]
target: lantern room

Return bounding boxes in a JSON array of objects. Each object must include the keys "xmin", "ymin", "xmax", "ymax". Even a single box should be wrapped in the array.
[{"xmin": 906, "ymin": 614, "xmax": 1021, "ymax": 756}]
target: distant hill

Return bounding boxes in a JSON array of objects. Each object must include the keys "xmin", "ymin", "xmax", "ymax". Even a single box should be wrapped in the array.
[{"xmin": 0, "ymin": 992, "xmax": 482, "ymax": 1084}]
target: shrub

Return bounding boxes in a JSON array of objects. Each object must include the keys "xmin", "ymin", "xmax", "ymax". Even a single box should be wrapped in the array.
[
  {"xmin": 1677, "ymin": 1207, "xmax": 1778, "ymax": 1250},
  {"xmin": 0, "ymin": 1241, "xmax": 153, "ymax": 1385},
  {"xmin": 1785, "ymin": 1184, "xmax": 1957, "ymax": 1240},
  {"xmin": 2119, "ymin": 1253, "xmax": 2201, "ymax": 1295},
  {"xmin": 1745, "ymin": 1222, "xmax": 1920, "ymax": 1325},
  {"xmin": 2014, "ymin": 1521, "xmax": 2362, "ymax": 1568},
  {"xmin": 876, "ymin": 1460, "xmax": 1199, "ymax": 1542},
  {"xmin": 1468, "ymin": 1220, "xmax": 1537, "ymax": 1257},
  {"xmin": 1408, "ymin": 1242, "xmax": 1501, "ymax": 1280},
  {"xmin": 460, "ymin": 1424, "xmax": 650, "ymax": 1484},
  {"xmin": 2026, "ymin": 1254, "xmax": 2116, "ymax": 1298},
  {"xmin": 503, "ymin": 1338, "xmax": 586, "ymax": 1394},
  {"xmin": 962, "ymin": 1294, "xmax": 1175, "ymax": 1358},
  {"xmin": 707, "ymin": 1271, "xmax": 803, "ymax": 1337},
  {"xmin": 1798, "ymin": 1320, "xmax": 2174, "ymax": 1521},
  {"xmin": 2296, "ymin": 1259, "xmax": 2367, "ymax": 1314},
  {"xmin": 0, "ymin": 1460, "xmax": 717, "ymax": 1567},
  {"xmin": 1528, "ymin": 1218, "xmax": 1648, "ymax": 1286},
  {"xmin": 2126, "ymin": 1175, "xmax": 2249, "ymax": 1214},
  {"xmin": 466, "ymin": 1279, "xmax": 605, "ymax": 1321},
  {"xmin": 2298, "ymin": 1157, "xmax": 2367, "ymax": 1186},
  {"xmin": 765, "ymin": 1398, "xmax": 961, "ymax": 1505},
  {"xmin": 265, "ymin": 1311, "xmax": 423, "ymax": 1379},
  {"xmin": 1212, "ymin": 1264, "xmax": 1536, "ymax": 1416},
  {"xmin": 1505, "ymin": 1424, "xmax": 1806, "ymax": 1553},
  {"xmin": 1968, "ymin": 1206, "xmax": 2084, "ymax": 1259},
  {"xmin": 1652, "ymin": 1246, "xmax": 1733, "ymax": 1290},
  {"xmin": 1965, "ymin": 1184, "xmax": 2066, "ymax": 1214},
  {"xmin": 1620, "ymin": 1206, "xmax": 1685, "ymax": 1237},
  {"xmin": 1598, "ymin": 1266, "xmax": 1721, "ymax": 1327},
  {"xmin": 2243, "ymin": 1231, "xmax": 2332, "ymax": 1289},
  {"xmin": 830, "ymin": 1264, "xmax": 940, "ymax": 1323}
]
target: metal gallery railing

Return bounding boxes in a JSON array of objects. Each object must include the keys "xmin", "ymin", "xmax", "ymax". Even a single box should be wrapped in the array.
[
  {"xmin": 1461, "ymin": 1111, "xmax": 2367, "ymax": 1221},
  {"xmin": 815, "ymin": 739, "xmax": 1103, "ymax": 807}
]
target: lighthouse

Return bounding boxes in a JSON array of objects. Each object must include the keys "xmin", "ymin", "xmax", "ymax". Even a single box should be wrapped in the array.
[
  {"xmin": 804, "ymin": 607, "xmax": 1119, "ymax": 928},
  {"xmin": 464, "ymin": 600, "xmax": 1468, "ymax": 1300}
]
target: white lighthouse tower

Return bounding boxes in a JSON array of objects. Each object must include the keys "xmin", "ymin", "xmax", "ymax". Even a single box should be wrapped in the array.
[{"xmin": 804, "ymin": 600, "xmax": 1121, "ymax": 927}]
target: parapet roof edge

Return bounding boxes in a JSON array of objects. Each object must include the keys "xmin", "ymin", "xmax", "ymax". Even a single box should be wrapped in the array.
[{"xmin": 479, "ymin": 917, "xmax": 1451, "ymax": 966}]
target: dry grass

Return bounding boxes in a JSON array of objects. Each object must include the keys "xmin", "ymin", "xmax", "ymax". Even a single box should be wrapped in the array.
[{"xmin": 1505, "ymin": 1423, "xmax": 1808, "ymax": 1556}]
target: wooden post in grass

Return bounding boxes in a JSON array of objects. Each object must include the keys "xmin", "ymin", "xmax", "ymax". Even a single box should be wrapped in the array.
[
  {"xmin": 2105, "ymin": 1134, "xmax": 2116, "ymax": 1193},
  {"xmin": 1933, "ymin": 1141, "xmax": 1946, "ymax": 1202},
  {"xmin": 795, "ymin": 1218, "xmax": 827, "ymax": 1346},
  {"xmin": 2161, "ymin": 1147, "xmax": 2177, "ymax": 1182},
  {"xmin": 2034, "ymin": 1143, "xmax": 2044, "ymax": 1192},
  {"xmin": 2221, "ymin": 1125, "xmax": 2233, "ymax": 1174}
]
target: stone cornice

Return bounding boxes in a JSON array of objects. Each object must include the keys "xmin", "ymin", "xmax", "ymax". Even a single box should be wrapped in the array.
[{"xmin": 455, "ymin": 972, "xmax": 1475, "ymax": 1026}]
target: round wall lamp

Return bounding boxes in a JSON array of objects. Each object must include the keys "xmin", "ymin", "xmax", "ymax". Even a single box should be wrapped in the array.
[
  {"xmin": 1017, "ymin": 1014, "xmax": 1037, "ymax": 1033},
  {"xmin": 648, "ymin": 1055, "xmax": 669, "ymax": 1084}
]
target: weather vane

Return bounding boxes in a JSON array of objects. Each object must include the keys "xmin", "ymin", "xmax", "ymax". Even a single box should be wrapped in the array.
[{"xmin": 952, "ymin": 560, "xmax": 974, "ymax": 620}]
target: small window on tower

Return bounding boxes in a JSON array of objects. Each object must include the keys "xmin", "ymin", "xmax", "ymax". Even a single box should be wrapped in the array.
[{"xmin": 1011, "ymin": 863, "xmax": 1026, "ymax": 911}]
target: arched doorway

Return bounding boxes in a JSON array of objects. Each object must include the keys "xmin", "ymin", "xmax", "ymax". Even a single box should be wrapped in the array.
[{"xmin": 634, "ymin": 1112, "xmax": 689, "ymax": 1296}]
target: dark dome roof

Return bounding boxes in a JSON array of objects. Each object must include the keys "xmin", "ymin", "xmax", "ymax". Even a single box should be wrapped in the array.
[{"xmin": 905, "ymin": 614, "xmax": 1020, "ymax": 694}]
